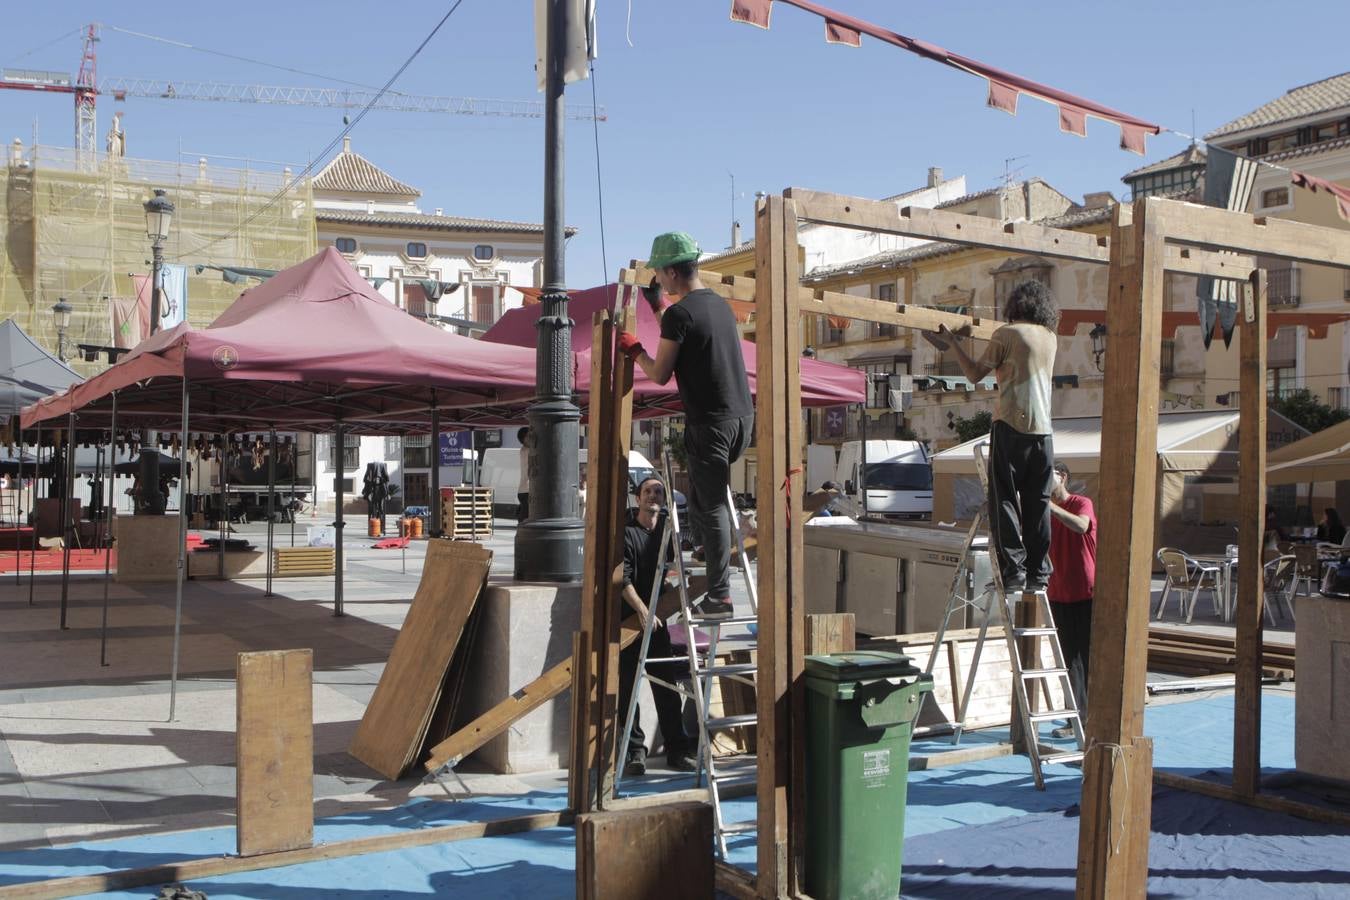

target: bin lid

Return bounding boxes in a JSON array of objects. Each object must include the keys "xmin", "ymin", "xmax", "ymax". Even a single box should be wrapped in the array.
[{"xmin": 804, "ymin": 650, "xmax": 921, "ymax": 683}]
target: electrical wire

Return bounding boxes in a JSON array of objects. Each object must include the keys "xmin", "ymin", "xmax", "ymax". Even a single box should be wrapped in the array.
[
  {"xmin": 589, "ymin": 59, "xmax": 610, "ymax": 294},
  {"xmin": 106, "ymin": 25, "xmax": 394, "ymax": 93},
  {"xmin": 169, "ymin": 0, "xmax": 468, "ymax": 264},
  {"xmin": 3, "ymin": 26, "xmax": 83, "ymax": 68}
]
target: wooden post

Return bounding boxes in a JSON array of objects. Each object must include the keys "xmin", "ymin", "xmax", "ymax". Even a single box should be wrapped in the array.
[
  {"xmin": 1075, "ymin": 200, "xmax": 1159, "ymax": 897},
  {"xmin": 1233, "ymin": 271, "xmax": 1268, "ymax": 797},
  {"xmin": 237, "ymin": 649, "xmax": 313, "ymax": 856},
  {"xmin": 753, "ymin": 194, "xmax": 807, "ymax": 897}
]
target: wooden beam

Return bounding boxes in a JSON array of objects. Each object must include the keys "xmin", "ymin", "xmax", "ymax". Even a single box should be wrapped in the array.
[
  {"xmin": 236, "ymin": 649, "xmax": 313, "ymax": 857},
  {"xmin": 715, "ymin": 860, "xmax": 759, "ymax": 900},
  {"xmin": 1163, "ymin": 245, "xmax": 1257, "ymax": 281},
  {"xmin": 805, "ymin": 613, "xmax": 855, "ymax": 655},
  {"xmin": 1075, "ymin": 202, "xmax": 1159, "ymax": 897},
  {"xmin": 1234, "ymin": 272, "xmax": 1268, "ymax": 798},
  {"xmin": 785, "ymin": 187, "xmax": 1111, "ymax": 264},
  {"xmin": 618, "ymin": 267, "xmax": 1000, "ymax": 340},
  {"xmin": 1154, "ymin": 198, "xmax": 1350, "ymax": 269},
  {"xmin": 1154, "ymin": 771, "xmax": 1350, "ymax": 828},
  {"xmin": 2, "ymin": 811, "xmax": 570, "ymax": 900}
]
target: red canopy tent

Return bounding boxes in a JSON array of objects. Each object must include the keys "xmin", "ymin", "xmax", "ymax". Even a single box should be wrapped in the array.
[
  {"xmin": 21, "ymin": 247, "xmax": 541, "ymax": 433},
  {"xmin": 482, "ymin": 283, "xmax": 865, "ymax": 415}
]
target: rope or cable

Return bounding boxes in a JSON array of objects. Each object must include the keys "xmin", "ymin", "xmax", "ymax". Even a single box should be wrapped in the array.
[
  {"xmin": 3, "ymin": 26, "xmax": 82, "ymax": 68},
  {"xmin": 589, "ymin": 59, "xmax": 610, "ymax": 294},
  {"xmin": 106, "ymin": 25, "xmax": 393, "ymax": 93},
  {"xmin": 169, "ymin": 0, "xmax": 467, "ymax": 264}
]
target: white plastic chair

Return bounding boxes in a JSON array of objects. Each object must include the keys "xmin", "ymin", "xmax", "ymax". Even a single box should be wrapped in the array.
[
  {"xmin": 1263, "ymin": 555, "xmax": 1297, "ymax": 625},
  {"xmin": 1155, "ymin": 548, "xmax": 1223, "ymax": 622}
]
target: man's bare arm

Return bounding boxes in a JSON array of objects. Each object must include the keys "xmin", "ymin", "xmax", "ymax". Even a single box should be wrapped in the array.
[
  {"xmin": 937, "ymin": 325, "xmax": 993, "ymax": 383},
  {"xmin": 1049, "ymin": 501, "xmax": 1091, "ymax": 534},
  {"xmin": 635, "ymin": 338, "xmax": 680, "ymax": 385}
]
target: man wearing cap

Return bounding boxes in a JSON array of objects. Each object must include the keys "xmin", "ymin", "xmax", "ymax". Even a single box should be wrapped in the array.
[
  {"xmin": 1047, "ymin": 461, "xmax": 1095, "ymax": 736},
  {"xmin": 618, "ymin": 232, "xmax": 754, "ymax": 619},
  {"xmin": 619, "ymin": 475, "xmax": 697, "ymax": 775}
]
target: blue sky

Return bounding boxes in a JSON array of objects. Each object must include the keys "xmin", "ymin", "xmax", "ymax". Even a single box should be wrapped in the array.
[{"xmin": 2, "ymin": 1, "xmax": 1347, "ymax": 285}]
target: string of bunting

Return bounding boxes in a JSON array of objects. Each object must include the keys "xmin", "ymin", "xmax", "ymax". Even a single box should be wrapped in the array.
[{"xmin": 728, "ymin": 0, "xmax": 1350, "ymax": 226}]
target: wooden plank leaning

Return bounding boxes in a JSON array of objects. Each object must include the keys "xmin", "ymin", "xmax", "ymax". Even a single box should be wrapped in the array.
[{"xmin": 237, "ymin": 648, "xmax": 313, "ymax": 857}]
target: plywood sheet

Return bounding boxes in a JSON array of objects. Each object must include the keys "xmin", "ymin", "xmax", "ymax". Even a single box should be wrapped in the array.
[
  {"xmin": 237, "ymin": 649, "xmax": 313, "ymax": 856},
  {"xmin": 576, "ymin": 801, "xmax": 713, "ymax": 899},
  {"xmin": 349, "ymin": 539, "xmax": 492, "ymax": 779}
]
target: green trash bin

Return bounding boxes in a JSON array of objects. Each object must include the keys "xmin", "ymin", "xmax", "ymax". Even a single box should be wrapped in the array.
[{"xmin": 804, "ymin": 650, "xmax": 934, "ymax": 900}]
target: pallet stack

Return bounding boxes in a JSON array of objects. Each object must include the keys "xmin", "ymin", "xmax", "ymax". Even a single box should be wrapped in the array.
[
  {"xmin": 440, "ymin": 487, "xmax": 494, "ymax": 539},
  {"xmin": 1148, "ymin": 625, "xmax": 1296, "ymax": 679}
]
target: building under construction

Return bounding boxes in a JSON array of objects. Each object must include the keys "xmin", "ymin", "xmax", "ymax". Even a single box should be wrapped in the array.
[{"xmin": 1, "ymin": 140, "xmax": 315, "ymax": 376}]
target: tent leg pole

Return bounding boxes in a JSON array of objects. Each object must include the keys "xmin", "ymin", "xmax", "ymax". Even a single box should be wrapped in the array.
[
  {"xmin": 99, "ymin": 392, "xmax": 118, "ymax": 666},
  {"xmin": 265, "ymin": 427, "xmax": 276, "ymax": 597},
  {"xmin": 290, "ymin": 437, "xmax": 296, "ymax": 548},
  {"xmin": 15, "ymin": 432, "xmax": 22, "ymax": 587},
  {"xmin": 334, "ymin": 420, "xmax": 345, "ymax": 617},
  {"xmin": 218, "ymin": 432, "xmax": 228, "ymax": 579},
  {"xmin": 59, "ymin": 410, "xmax": 75, "ymax": 630},
  {"xmin": 430, "ymin": 400, "xmax": 441, "ymax": 538},
  {"xmin": 169, "ymin": 380, "xmax": 189, "ymax": 722},
  {"xmin": 28, "ymin": 423, "xmax": 41, "ymax": 606}
]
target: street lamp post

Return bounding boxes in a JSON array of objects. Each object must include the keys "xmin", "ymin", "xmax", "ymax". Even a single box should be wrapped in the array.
[
  {"xmin": 51, "ymin": 298, "xmax": 72, "ymax": 363},
  {"xmin": 143, "ymin": 188, "xmax": 174, "ymax": 335},
  {"xmin": 139, "ymin": 188, "xmax": 174, "ymax": 516},
  {"xmin": 515, "ymin": 0, "xmax": 584, "ymax": 582}
]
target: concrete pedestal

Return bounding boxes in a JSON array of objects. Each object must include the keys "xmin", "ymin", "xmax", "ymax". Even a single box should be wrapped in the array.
[
  {"xmin": 1295, "ymin": 593, "xmax": 1350, "ymax": 784},
  {"xmin": 113, "ymin": 515, "xmax": 182, "ymax": 583}
]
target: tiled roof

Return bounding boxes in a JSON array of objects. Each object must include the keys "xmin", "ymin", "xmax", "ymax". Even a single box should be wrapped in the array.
[
  {"xmin": 313, "ymin": 147, "xmax": 420, "ymax": 197},
  {"xmin": 316, "ymin": 208, "xmax": 575, "ymax": 236},
  {"xmin": 1123, "ymin": 144, "xmax": 1207, "ymax": 180},
  {"xmin": 1205, "ymin": 72, "xmax": 1350, "ymax": 139},
  {"xmin": 802, "ymin": 204, "xmax": 1113, "ymax": 282},
  {"xmin": 933, "ymin": 183, "xmax": 1008, "ymax": 209}
]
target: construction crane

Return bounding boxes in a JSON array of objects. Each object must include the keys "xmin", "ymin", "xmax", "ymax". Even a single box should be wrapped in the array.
[{"xmin": 0, "ymin": 23, "xmax": 605, "ymax": 165}]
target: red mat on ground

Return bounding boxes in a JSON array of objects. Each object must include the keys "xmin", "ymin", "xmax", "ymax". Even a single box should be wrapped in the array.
[
  {"xmin": 371, "ymin": 537, "xmax": 410, "ymax": 549},
  {"xmin": 0, "ymin": 549, "xmax": 116, "ymax": 573}
]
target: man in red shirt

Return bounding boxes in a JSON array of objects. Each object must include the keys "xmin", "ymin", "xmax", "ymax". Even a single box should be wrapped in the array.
[{"xmin": 1047, "ymin": 461, "xmax": 1096, "ymax": 737}]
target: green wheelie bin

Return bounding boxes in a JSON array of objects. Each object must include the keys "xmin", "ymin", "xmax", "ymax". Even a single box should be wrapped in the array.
[{"xmin": 804, "ymin": 650, "xmax": 934, "ymax": 900}]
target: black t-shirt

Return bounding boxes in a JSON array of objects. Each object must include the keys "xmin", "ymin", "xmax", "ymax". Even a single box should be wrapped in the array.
[
  {"xmin": 621, "ymin": 508, "xmax": 673, "ymax": 618},
  {"xmin": 659, "ymin": 288, "xmax": 754, "ymax": 425}
]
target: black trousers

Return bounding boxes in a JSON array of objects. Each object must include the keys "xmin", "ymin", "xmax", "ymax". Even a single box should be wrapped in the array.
[
  {"xmin": 987, "ymin": 420, "xmax": 1054, "ymax": 587},
  {"xmin": 618, "ymin": 624, "xmax": 691, "ymax": 759},
  {"xmin": 1049, "ymin": 599, "xmax": 1091, "ymax": 717},
  {"xmin": 516, "ymin": 492, "xmax": 529, "ymax": 522},
  {"xmin": 684, "ymin": 414, "xmax": 754, "ymax": 601}
]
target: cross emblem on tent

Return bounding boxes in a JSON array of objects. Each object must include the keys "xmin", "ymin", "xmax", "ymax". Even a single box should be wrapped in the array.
[{"xmin": 212, "ymin": 346, "xmax": 239, "ymax": 370}]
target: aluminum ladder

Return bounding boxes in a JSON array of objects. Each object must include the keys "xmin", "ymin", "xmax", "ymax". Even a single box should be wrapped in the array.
[
  {"xmin": 615, "ymin": 451, "xmax": 759, "ymax": 858},
  {"xmin": 918, "ymin": 441, "xmax": 1085, "ymax": 788}
]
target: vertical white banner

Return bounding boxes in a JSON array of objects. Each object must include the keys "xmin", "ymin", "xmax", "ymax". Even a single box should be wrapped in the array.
[{"xmin": 158, "ymin": 263, "xmax": 188, "ymax": 330}]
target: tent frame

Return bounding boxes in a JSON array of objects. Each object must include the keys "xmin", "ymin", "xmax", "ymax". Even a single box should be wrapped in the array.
[{"xmin": 573, "ymin": 192, "xmax": 1350, "ymax": 898}]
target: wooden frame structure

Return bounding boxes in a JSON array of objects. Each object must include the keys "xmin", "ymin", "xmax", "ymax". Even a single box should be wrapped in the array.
[{"xmin": 583, "ymin": 190, "xmax": 1350, "ymax": 898}]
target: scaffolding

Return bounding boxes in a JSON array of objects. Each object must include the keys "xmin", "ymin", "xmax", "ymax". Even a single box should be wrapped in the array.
[{"xmin": 1, "ymin": 143, "xmax": 315, "ymax": 377}]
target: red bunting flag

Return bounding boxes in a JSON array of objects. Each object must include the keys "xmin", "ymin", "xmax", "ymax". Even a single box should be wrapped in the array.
[
  {"xmin": 1291, "ymin": 170, "xmax": 1350, "ymax": 223},
  {"xmin": 730, "ymin": 0, "xmax": 1159, "ymax": 154}
]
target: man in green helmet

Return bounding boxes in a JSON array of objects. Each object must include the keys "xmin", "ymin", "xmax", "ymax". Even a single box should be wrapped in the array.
[{"xmin": 617, "ymin": 232, "xmax": 754, "ymax": 619}]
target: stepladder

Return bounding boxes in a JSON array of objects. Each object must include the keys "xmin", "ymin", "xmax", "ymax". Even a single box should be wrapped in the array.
[
  {"xmin": 919, "ymin": 441, "xmax": 1085, "ymax": 789},
  {"xmin": 614, "ymin": 451, "xmax": 760, "ymax": 859}
]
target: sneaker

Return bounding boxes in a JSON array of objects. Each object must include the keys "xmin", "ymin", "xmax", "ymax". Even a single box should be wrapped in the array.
[
  {"xmin": 1050, "ymin": 725, "xmax": 1076, "ymax": 739},
  {"xmin": 668, "ymin": 751, "xmax": 698, "ymax": 772},
  {"xmin": 696, "ymin": 597, "xmax": 734, "ymax": 619}
]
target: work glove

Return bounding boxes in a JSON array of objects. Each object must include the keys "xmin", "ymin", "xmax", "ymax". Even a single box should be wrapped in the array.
[
  {"xmin": 617, "ymin": 332, "xmax": 645, "ymax": 360},
  {"xmin": 640, "ymin": 277, "xmax": 671, "ymax": 313}
]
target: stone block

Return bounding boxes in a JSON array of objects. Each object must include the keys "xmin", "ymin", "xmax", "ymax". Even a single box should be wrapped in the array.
[{"xmin": 1295, "ymin": 593, "xmax": 1350, "ymax": 784}]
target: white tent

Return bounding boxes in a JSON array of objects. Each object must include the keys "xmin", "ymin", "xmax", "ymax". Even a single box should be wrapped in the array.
[{"xmin": 932, "ymin": 409, "xmax": 1307, "ymax": 557}]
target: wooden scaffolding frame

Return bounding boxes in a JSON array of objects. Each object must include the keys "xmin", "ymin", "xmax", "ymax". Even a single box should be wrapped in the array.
[{"xmin": 574, "ymin": 190, "xmax": 1350, "ymax": 898}]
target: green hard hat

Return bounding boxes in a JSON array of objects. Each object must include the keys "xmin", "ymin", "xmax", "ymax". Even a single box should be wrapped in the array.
[{"xmin": 647, "ymin": 232, "xmax": 701, "ymax": 269}]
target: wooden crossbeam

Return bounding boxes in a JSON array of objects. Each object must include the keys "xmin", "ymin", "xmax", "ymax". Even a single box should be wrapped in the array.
[
  {"xmin": 1163, "ymin": 245, "xmax": 1257, "ymax": 281},
  {"xmin": 1152, "ymin": 198, "xmax": 1350, "ymax": 269},
  {"xmin": 785, "ymin": 187, "xmax": 1111, "ymax": 264}
]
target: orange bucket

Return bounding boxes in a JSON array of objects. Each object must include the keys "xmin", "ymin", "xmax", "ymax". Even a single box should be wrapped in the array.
[
  {"xmin": 368, "ymin": 518, "xmax": 382, "ymax": 538},
  {"xmin": 410, "ymin": 517, "xmax": 423, "ymax": 538}
]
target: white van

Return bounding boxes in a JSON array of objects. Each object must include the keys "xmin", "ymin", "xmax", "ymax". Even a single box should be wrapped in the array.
[{"xmin": 835, "ymin": 439, "xmax": 933, "ymax": 520}]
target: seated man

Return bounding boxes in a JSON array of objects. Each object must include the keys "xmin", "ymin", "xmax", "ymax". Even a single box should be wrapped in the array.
[{"xmin": 618, "ymin": 475, "xmax": 697, "ymax": 776}]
